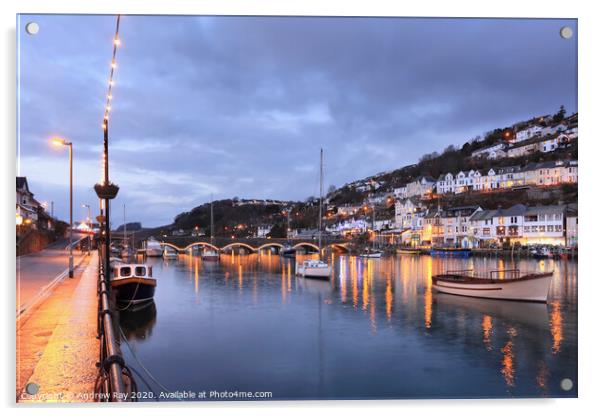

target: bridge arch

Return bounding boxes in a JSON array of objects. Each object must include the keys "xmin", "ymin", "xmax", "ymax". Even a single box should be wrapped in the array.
[
  {"xmin": 328, "ymin": 243, "xmax": 350, "ymax": 252},
  {"xmin": 220, "ymin": 242, "xmax": 257, "ymax": 253},
  {"xmin": 182, "ymin": 241, "xmax": 220, "ymax": 252},
  {"xmin": 160, "ymin": 242, "xmax": 184, "ymax": 252},
  {"xmin": 291, "ymin": 242, "xmax": 320, "ymax": 252},
  {"xmin": 257, "ymin": 243, "xmax": 285, "ymax": 251}
]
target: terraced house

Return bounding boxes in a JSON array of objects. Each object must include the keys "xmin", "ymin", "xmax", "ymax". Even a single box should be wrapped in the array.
[
  {"xmin": 469, "ymin": 204, "xmax": 569, "ymax": 247},
  {"xmin": 436, "ymin": 160, "xmax": 577, "ymax": 195}
]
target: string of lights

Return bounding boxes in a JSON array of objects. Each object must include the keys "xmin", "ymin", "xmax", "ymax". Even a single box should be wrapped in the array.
[
  {"xmin": 102, "ymin": 15, "xmax": 121, "ymax": 131},
  {"xmin": 100, "ymin": 15, "xmax": 121, "ymax": 185}
]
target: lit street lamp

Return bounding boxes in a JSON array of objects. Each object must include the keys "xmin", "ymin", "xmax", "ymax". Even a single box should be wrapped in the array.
[
  {"xmin": 51, "ymin": 137, "xmax": 74, "ymax": 278},
  {"xmin": 82, "ymin": 203, "xmax": 92, "ymax": 231}
]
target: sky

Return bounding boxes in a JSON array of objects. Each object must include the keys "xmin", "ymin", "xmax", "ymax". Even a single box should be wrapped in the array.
[{"xmin": 17, "ymin": 15, "xmax": 577, "ymax": 227}]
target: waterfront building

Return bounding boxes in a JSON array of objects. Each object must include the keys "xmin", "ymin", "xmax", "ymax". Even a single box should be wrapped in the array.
[
  {"xmin": 440, "ymin": 206, "xmax": 482, "ymax": 248},
  {"xmin": 256, "ymin": 225, "xmax": 272, "ymax": 238},
  {"xmin": 469, "ymin": 204, "xmax": 568, "ymax": 246},
  {"xmin": 566, "ymin": 205, "xmax": 578, "ymax": 247}
]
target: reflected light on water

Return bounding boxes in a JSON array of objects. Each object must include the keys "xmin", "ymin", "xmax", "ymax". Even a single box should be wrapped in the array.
[
  {"xmin": 549, "ymin": 300, "xmax": 564, "ymax": 354},
  {"xmin": 482, "ymin": 315, "xmax": 493, "ymax": 351},
  {"xmin": 501, "ymin": 326, "xmax": 517, "ymax": 389}
]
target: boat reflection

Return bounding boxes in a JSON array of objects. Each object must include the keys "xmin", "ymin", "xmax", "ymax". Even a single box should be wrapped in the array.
[
  {"xmin": 434, "ymin": 293, "xmax": 549, "ymax": 330},
  {"xmin": 119, "ymin": 301, "xmax": 157, "ymax": 341}
]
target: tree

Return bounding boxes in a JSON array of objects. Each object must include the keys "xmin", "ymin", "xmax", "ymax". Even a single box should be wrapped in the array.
[{"xmin": 553, "ymin": 105, "xmax": 566, "ymax": 123}]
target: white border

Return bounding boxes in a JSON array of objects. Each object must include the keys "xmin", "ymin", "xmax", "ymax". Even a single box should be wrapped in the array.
[{"xmin": 2, "ymin": 1, "xmax": 600, "ymax": 415}]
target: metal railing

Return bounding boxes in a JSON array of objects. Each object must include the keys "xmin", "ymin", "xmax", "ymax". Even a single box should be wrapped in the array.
[{"xmin": 95, "ymin": 248, "xmax": 133, "ymax": 401}]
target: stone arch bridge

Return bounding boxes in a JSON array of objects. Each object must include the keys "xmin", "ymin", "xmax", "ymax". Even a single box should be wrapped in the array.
[{"xmin": 156, "ymin": 236, "xmax": 350, "ymax": 254}]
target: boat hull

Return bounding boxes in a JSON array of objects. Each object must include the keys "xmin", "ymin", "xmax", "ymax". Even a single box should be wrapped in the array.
[
  {"xmin": 430, "ymin": 248, "xmax": 471, "ymax": 257},
  {"xmin": 360, "ymin": 253, "xmax": 382, "ymax": 258},
  {"xmin": 146, "ymin": 248, "xmax": 163, "ymax": 257},
  {"xmin": 111, "ymin": 277, "xmax": 157, "ymax": 305},
  {"xmin": 296, "ymin": 266, "xmax": 332, "ymax": 279},
  {"xmin": 432, "ymin": 273, "xmax": 553, "ymax": 303}
]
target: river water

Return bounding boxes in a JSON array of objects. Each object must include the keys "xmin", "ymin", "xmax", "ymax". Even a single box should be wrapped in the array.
[{"xmin": 118, "ymin": 252, "xmax": 577, "ymax": 401}]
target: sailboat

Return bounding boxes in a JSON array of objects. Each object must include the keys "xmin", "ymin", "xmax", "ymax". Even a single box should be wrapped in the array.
[
  {"xmin": 120, "ymin": 204, "xmax": 133, "ymax": 258},
  {"xmin": 202, "ymin": 197, "xmax": 220, "ymax": 262},
  {"xmin": 359, "ymin": 204, "xmax": 383, "ymax": 258},
  {"xmin": 296, "ymin": 148, "xmax": 332, "ymax": 279}
]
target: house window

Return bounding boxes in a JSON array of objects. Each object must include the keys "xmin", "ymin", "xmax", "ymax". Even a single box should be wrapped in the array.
[
  {"xmin": 539, "ymin": 226, "xmax": 546, "ymax": 232},
  {"xmin": 554, "ymin": 225, "xmax": 563, "ymax": 232},
  {"xmin": 547, "ymin": 225, "xmax": 554, "ymax": 232},
  {"xmin": 483, "ymin": 228, "xmax": 490, "ymax": 236}
]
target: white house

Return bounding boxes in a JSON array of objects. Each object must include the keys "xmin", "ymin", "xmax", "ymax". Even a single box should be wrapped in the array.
[
  {"xmin": 439, "ymin": 206, "xmax": 482, "ymax": 248},
  {"xmin": 402, "ymin": 176, "xmax": 436, "ymax": 199},
  {"xmin": 394, "ymin": 197, "xmax": 425, "ymax": 230},
  {"xmin": 523, "ymin": 160, "xmax": 578, "ymax": 186},
  {"xmin": 471, "ymin": 142, "xmax": 506, "ymax": 159},
  {"xmin": 515, "ymin": 125, "xmax": 543, "ymax": 142},
  {"xmin": 16, "ymin": 177, "xmax": 41, "ymax": 223},
  {"xmin": 256, "ymin": 225, "xmax": 272, "ymax": 238},
  {"xmin": 469, "ymin": 204, "xmax": 568, "ymax": 246}
]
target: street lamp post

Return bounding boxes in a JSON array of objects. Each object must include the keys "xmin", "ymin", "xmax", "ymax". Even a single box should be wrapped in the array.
[{"xmin": 52, "ymin": 137, "xmax": 74, "ymax": 278}]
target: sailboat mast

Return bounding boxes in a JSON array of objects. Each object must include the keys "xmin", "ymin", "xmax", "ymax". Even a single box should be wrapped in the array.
[
  {"xmin": 123, "ymin": 204, "xmax": 126, "ymax": 246},
  {"xmin": 210, "ymin": 196, "xmax": 214, "ymax": 245},
  {"xmin": 318, "ymin": 148, "xmax": 323, "ymax": 255}
]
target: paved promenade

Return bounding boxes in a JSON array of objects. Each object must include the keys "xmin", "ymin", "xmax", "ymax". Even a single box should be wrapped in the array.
[
  {"xmin": 17, "ymin": 251, "xmax": 99, "ymax": 403},
  {"xmin": 17, "ymin": 238, "xmax": 86, "ymax": 316}
]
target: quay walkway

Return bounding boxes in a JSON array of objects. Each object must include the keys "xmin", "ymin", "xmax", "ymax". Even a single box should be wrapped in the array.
[
  {"xmin": 17, "ymin": 251, "xmax": 100, "ymax": 402},
  {"xmin": 17, "ymin": 238, "xmax": 87, "ymax": 316}
]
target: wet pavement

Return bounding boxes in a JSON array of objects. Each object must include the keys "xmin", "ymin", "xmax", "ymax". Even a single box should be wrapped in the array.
[
  {"xmin": 17, "ymin": 252, "xmax": 99, "ymax": 403},
  {"xmin": 17, "ymin": 238, "xmax": 86, "ymax": 316}
]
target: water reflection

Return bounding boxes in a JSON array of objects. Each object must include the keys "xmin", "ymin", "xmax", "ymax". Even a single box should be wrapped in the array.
[
  {"xmin": 119, "ymin": 301, "xmax": 157, "ymax": 341},
  {"xmin": 120, "ymin": 252, "xmax": 576, "ymax": 400}
]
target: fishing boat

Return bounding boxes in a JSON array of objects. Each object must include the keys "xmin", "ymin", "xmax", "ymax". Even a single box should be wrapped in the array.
[
  {"xmin": 201, "ymin": 248, "xmax": 220, "ymax": 261},
  {"xmin": 296, "ymin": 259, "xmax": 331, "ymax": 279},
  {"xmin": 111, "ymin": 262, "xmax": 156, "ymax": 306},
  {"xmin": 431, "ymin": 268, "xmax": 554, "ymax": 303},
  {"xmin": 162, "ymin": 247, "xmax": 179, "ymax": 259},
  {"xmin": 201, "ymin": 197, "xmax": 220, "ymax": 262},
  {"xmin": 396, "ymin": 247, "xmax": 422, "ymax": 255},
  {"xmin": 430, "ymin": 247, "xmax": 471, "ymax": 257},
  {"xmin": 145, "ymin": 237, "xmax": 163, "ymax": 257},
  {"xmin": 359, "ymin": 248, "xmax": 383, "ymax": 258},
  {"xmin": 531, "ymin": 246, "xmax": 551, "ymax": 259},
  {"xmin": 281, "ymin": 245, "xmax": 296, "ymax": 258},
  {"xmin": 296, "ymin": 148, "xmax": 331, "ymax": 279}
]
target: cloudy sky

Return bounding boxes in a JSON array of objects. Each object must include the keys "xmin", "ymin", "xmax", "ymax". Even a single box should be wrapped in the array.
[{"xmin": 17, "ymin": 15, "xmax": 577, "ymax": 227}]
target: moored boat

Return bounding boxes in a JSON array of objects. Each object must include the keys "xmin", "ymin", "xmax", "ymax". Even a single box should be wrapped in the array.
[
  {"xmin": 431, "ymin": 268, "xmax": 553, "ymax": 303},
  {"xmin": 163, "ymin": 247, "xmax": 179, "ymax": 259},
  {"xmin": 281, "ymin": 245, "xmax": 296, "ymax": 258},
  {"xmin": 359, "ymin": 248, "xmax": 383, "ymax": 258},
  {"xmin": 145, "ymin": 238, "xmax": 163, "ymax": 257},
  {"xmin": 531, "ymin": 246, "xmax": 551, "ymax": 259},
  {"xmin": 396, "ymin": 247, "xmax": 421, "ymax": 255},
  {"xmin": 296, "ymin": 148, "xmax": 332, "ymax": 279},
  {"xmin": 111, "ymin": 262, "xmax": 156, "ymax": 306},
  {"xmin": 430, "ymin": 247, "xmax": 471, "ymax": 257},
  {"xmin": 296, "ymin": 259, "xmax": 332, "ymax": 279},
  {"xmin": 201, "ymin": 249, "xmax": 220, "ymax": 261}
]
